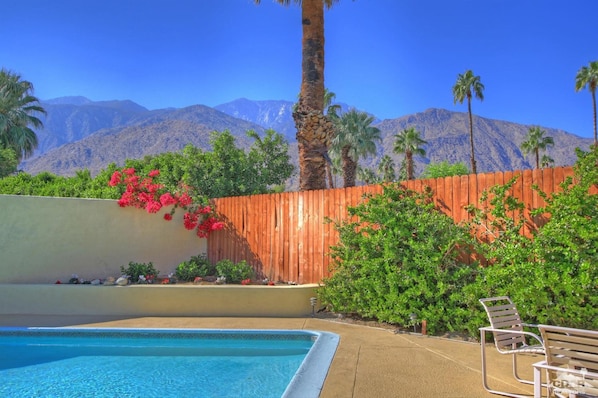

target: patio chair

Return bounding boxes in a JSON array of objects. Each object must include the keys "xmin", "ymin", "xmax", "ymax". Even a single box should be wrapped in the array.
[
  {"xmin": 533, "ymin": 325, "xmax": 598, "ymax": 398},
  {"xmin": 479, "ymin": 296, "xmax": 546, "ymax": 397}
]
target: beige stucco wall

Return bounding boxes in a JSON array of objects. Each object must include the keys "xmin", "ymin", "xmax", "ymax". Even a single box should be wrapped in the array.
[
  {"xmin": 0, "ymin": 284, "xmax": 319, "ymax": 317},
  {"xmin": 0, "ymin": 195, "xmax": 206, "ymax": 283}
]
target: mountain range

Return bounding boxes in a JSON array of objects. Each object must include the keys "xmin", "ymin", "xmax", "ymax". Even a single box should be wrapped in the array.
[{"xmin": 20, "ymin": 97, "xmax": 594, "ymax": 189}]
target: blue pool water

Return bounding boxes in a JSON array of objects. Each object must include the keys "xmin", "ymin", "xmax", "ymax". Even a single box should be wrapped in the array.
[{"xmin": 0, "ymin": 328, "xmax": 339, "ymax": 398}]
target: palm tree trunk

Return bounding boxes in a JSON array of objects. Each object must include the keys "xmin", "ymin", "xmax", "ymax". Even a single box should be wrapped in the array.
[
  {"xmin": 592, "ymin": 90, "xmax": 597, "ymax": 146},
  {"xmin": 467, "ymin": 98, "xmax": 477, "ymax": 174},
  {"xmin": 326, "ymin": 162, "xmax": 334, "ymax": 189},
  {"xmin": 341, "ymin": 146, "xmax": 356, "ymax": 187},
  {"xmin": 535, "ymin": 149, "xmax": 540, "ymax": 169},
  {"xmin": 292, "ymin": 0, "xmax": 327, "ymax": 191},
  {"xmin": 406, "ymin": 151, "xmax": 414, "ymax": 180}
]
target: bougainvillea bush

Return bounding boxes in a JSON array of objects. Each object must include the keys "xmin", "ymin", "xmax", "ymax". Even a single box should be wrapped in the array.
[{"xmin": 108, "ymin": 167, "xmax": 224, "ymax": 238}]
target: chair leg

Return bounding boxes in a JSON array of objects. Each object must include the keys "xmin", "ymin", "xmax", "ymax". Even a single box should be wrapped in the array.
[
  {"xmin": 480, "ymin": 329, "xmax": 532, "ymax": 398},
  {"xmin": 512, "ymin": 353, "xmax": 547, "ymax": 389}
]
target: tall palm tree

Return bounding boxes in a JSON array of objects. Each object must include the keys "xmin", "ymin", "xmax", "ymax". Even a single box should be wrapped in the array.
[
  {"xmin": 520, "ymin": 126, "xmax": 554, "ymax": 169},
  {"xmin": 393, "ymin": 127, "xmax": 427, "ymax": 180},
  {"xmin": 0, "ymin": 69, "xmax": 45, "ymax": 160},
  {"xmin": 575, "ymin": 61, "xmax": 598, "ymax": 146},
  {"xmin": 330, "ymin": 109, "xmax": 381, "ymax": 187},
  {"xmin": 452, "ymin": 70, "xmax": 484, "ymax": 174},
  {"xmin": 255, "ymin": 0, "xmax": 340, "ymax": 191}
]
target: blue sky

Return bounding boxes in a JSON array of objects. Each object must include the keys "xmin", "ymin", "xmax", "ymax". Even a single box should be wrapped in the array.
[{"xmin": 2, "ymin": 0, "xmax": 597, "ymax": 138}]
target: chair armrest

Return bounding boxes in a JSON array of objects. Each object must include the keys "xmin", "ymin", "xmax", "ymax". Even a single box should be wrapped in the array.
[
  {"xmin": 479, "ymin": 326, "xmax": 544, "ymax": 346},
  {"xmin": 521, "ymin": 322, "xmax": 539, "ymax": 328}
]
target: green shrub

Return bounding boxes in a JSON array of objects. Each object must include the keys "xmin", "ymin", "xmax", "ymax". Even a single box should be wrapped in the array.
[
  {"xmin": 120, "ymin": 261, "xmax": 159, "ymax": 283},
  {"xmin": 462, "ymin": 147, "xmax": 598, "ymax": 332},
  {"xmin": 317, "ymin": 184, "xmax": 477, "ymax": 335},
  {"xmin": 175, "ymin": 254, "xmax": 216, "ymax": 281},
  {"xmin": 215, "ymin": 259, "xmax": 254, "ymax": 284}
]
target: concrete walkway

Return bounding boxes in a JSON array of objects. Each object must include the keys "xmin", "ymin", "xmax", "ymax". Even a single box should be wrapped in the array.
[{"xmin": 0, "ymin": 315, "xmax": 543, "ymax": 397}]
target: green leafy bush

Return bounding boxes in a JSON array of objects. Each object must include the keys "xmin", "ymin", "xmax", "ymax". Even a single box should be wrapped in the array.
[
  {"xmin": 317, "ymin": 184, "xmax": 477, "ymax": 335},
  {"xmin": 463, "ymin": 147, "xmax": 598, "ymax": 332},
  {"xmin": 120, "ymin": 261, "xmax": 159, "ymax": 283},
  {"xmin": 215, "ymin": 259, "xmax": 254, "ymax": 284},
  {"xmin": 175, "ymin": 254, "xmax": 217, "ymax": 281}
]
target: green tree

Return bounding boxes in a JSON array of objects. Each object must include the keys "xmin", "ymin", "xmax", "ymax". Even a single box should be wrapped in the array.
[
  {"xmin": 520, "ymin": 126, "xmax": 554, "ymax": 169},
  {"xmin": 378, "ymin": 155, "xmax": 396, "ymax": 182},
  {"xmin": 255, "ymin": 0, "xmax": 341, "ymax": 191},
  {"xmin": 421, "ymin": 161, "xmax": 469, "ymax": 179},
  {"xmin": 575, "ymin": 60, "xmax": 598, "ymax": 145},
  {"xmin": 331, "ymin": 109, "xmax": 381, "ymax": 187},
  {"xmin": 246, "ymin": 129, "xmax": 295, "ymax": 191},
  {"xmin": 0, "ymin": 69, "xmax": 46, "ymax": 160},
  {"xmin": 393, "ymin": 127, "xmax": 427, "ymax": 180},
  {"xmin": 452, "ymin": 70, "xmax": 484, "ymax": 174},
  {"xmin": 540, "ymin": 154, "xmax": 554, "ymax": 169},
  {"xmin": 356, "ymin": 166, "xmax": 378, "ymax": 185},
  {"xmin": 0, "ymin": 147, "xmax": 18, "ymax": 178},
  {"xmin": 182, "ymin": 130, "xmax": 294, "ymax": 198}
]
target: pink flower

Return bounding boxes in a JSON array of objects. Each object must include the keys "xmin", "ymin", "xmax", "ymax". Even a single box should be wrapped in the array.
[
  {"xmin": 160, "ymin": 193, "xmax": 177, "ymax": 206},
  {"xmin": 108, "ymin": 171, "xmax": 122, "ymax": 187},
  {"xmin": 177, "ymin": 193, "xmax": 193, "ymax": 207},
  {"xmin": 148, "ymin": 169, "xmax": 160, "ymax": 177},
  {"xmin": 145, "ymin": 200, "xmax": 162, "ymax": 214},
  {"xmin": 211, "ymin": 221, "xmax": 225, "ymax": 231},
  {"xmin": 200, "ymin": 206, "xmax": 211, "ymax": 214},
  {"xmin": 183, "ymin": 212, "xmax": 198, "ymax": 230},
  {"xmin": 123, "ymin": 167, "xmax": 136, "ymax": 176}
]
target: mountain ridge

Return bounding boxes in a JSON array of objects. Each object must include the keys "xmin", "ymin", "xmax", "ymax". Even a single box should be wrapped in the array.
[{"xmin": 21, "ymin": 97, "xmax": 593, "ymax": 187}]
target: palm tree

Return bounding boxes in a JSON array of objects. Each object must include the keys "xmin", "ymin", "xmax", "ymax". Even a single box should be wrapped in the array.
[
  {"xmin": 452, "ymin": 70, "xmax": 484, "ymax": 174},
  {"xmin": 520, "ymin": 126, "xmax": 554, "ymax": 169},
  {"xmin": 356, "ymin": 166, "xmax": 378, "ymax": 185},
  {"xmin": 575, "ymin": 61, "xmax": 598, "ymax": 146},
  {"xmin": 0, "ymin": 69, "xmax": 45, "ymax": 160},
  {"xmin": 393, "ymin": 127, "xmax": 427, "ymax": 180},
  {"xmin": 540, "ymin": 154, "xmax": 554, "ymax": 169},
  {"xmin": 378, "ymin": 155, "xmax": 396, "ymax": 182},
  {"xmin": 255, "ymin": 0, "xmax": 340, "ymax": 191},
  {"xmin": 330, "ymin": 109, "xmax": 381, "ymax": 187}
]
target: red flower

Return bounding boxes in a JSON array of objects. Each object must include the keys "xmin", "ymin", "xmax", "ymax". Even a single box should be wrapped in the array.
[
  {"xmin": 183, "ymin": 212, "xmax": 198, "ymax": 230},
  {"xmin": 177, "ymin": 193, "xmax": 193, "ymax": 207},
  {"xmin": 160, "ymin": 193, "xmax": 177, "ymax": 206},
  {"xmin": 200, "ymin": 205, "xmax": 211, "ymax": 214},
  {"xmin": 145, "ymin": 200, "xmax": 162, "ymax": 214},
  {"xmin": 163, "ymin": 213, "xmax": 173, "ymax": 221},
  {"xmin": 211, "ymin": 221, "xmax": 225, "ymax": 231},
  {"xmin": 241, "ymin": 278, "xmax": 251, "ymax": 285},
  {"xmin": 148, "ymin": 169, "xmax": 160, "ymax": 177},
  {"xmin": 123, "ymin": 167, "xmax": 136, "ymax": 176},
  {"xmin": 108, "ymin": 171, "xmax": 122, "ymax": 187}
]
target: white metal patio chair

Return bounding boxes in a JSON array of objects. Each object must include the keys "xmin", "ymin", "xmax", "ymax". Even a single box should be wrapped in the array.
[
  {"xmin": 479, "ymin": 296, "xmax": 546, "ymax": 397},
  {"xmin": 533, "ymin": 325, "xmax": 598, "ymax": 398}
]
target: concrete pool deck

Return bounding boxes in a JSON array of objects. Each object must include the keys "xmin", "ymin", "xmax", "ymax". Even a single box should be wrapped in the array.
[{"xmin": 0, "ymin": 315, "xmax": 541, "ymax": 397}]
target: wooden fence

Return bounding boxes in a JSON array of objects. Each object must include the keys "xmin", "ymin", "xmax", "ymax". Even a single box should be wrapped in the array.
[{"xmin": 208, "ymin": 166, "xmax": 582, "ymax": 284}]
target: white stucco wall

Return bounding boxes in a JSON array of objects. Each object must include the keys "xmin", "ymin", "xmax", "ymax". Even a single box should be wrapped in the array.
[{"xmin": 0, "ymin": 195, "xmax": 206, "ymax": 283}]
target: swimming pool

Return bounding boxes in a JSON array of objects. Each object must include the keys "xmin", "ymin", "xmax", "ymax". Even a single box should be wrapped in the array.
[{"xmin": 0, "ymin": 327, "xmax": 339, "ymax": 398}]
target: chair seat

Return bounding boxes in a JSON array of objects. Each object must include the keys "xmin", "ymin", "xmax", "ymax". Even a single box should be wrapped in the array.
[{"xmin": 498, "ymin": 344, "xmax": 544, "ymax": 355}]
